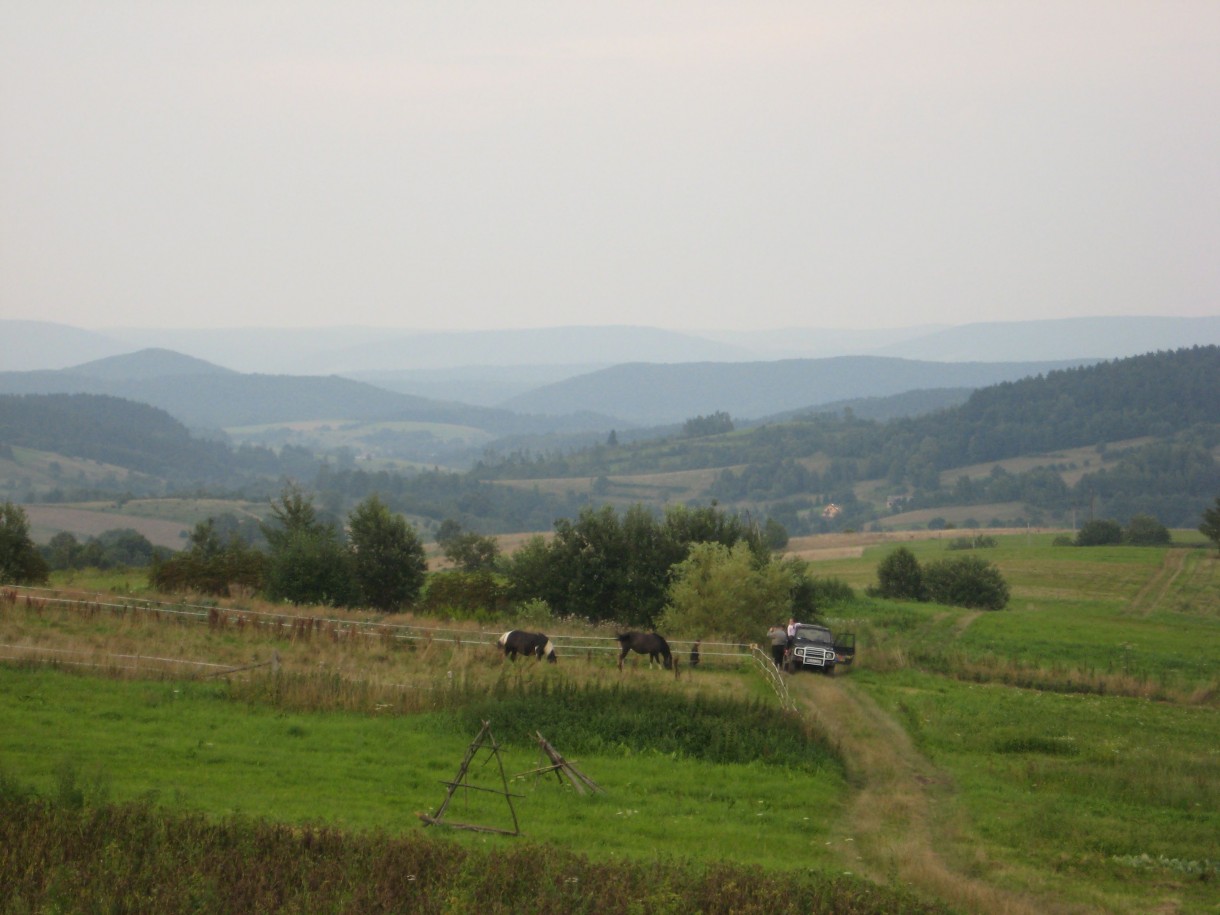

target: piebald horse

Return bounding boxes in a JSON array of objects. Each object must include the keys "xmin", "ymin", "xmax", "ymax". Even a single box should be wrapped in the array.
[{"xmin": 498, "ymin": 630, "xmax": 557, "ymax": 663}]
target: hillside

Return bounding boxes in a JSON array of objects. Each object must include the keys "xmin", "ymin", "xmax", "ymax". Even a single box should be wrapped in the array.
[
  {"xmin": 500, "ymin": 356, "xmax": 1095, "ymax": 425},
  {"xmin": 474, "ymin": 346, "xmax": 1220, "ymax": 531},
  {"xmin": 0, "ymin": 350, "xmax": 615, "ymax": 450},
  {"xmin": 5, "ymin": 347, "xmax": 1218, "ymax": 542},
  {"xmin": 69, "ymin": 348, "xmax": 237, "ymax": 380},
  {"xmin": 873, "ymin": 314, "xmax": 1220, "ymax": 361},
  {"xmin": 0, "ymin": 393, "xmax": 294, "ymax": 497}
]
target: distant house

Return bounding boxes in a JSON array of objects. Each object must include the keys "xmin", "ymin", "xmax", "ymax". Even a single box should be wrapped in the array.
[
  {"xmin": 886, "ymin": 495, "xmax": 910, "ymax": 510},
  {"xmin": 821, "ymin": 503, "xmax": 842, "ymax": 519}
]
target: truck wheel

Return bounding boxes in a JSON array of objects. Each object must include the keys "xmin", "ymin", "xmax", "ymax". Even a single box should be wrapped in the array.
[{"xmin": 822, "ymin": 665, "xmax": 835, "ymax": 677}]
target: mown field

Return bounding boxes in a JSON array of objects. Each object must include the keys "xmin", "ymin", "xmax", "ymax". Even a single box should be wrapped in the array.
[{"xmin": 1, "ymin": 532, "xmax": 1217, "ymax": 913}]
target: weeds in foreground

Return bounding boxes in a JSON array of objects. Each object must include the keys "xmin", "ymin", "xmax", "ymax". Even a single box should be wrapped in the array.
[{"xmin": 0, "ymin": 787, "xmax": 948, "ymax": 915}]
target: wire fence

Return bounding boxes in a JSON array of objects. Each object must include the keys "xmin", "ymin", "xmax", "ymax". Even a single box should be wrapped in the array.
[{"xmin": 1, "ymin": 585, "xmax": 760, "ymax": 673}]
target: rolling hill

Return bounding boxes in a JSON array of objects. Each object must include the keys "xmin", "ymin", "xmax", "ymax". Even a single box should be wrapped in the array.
[
  {"xmin": 7, "ymin": 316, "xmax": 1217, "ymax": 376},
  {"xmin": 5, "ymin": 344, "xmax": 1217, "ymax": 543},
  {"xmin": 0, "ymin": 349, "xmax": 592, "ymax": 438},
  {"xmin": 500, "ymin": 356, "xmax": 1097, "ymax": 425},
  {"xmin": 476, "ymin": 346, "xmax": 1220, "ymax": 531}
]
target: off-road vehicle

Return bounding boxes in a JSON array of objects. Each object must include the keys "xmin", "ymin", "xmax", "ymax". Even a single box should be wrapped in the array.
[{"xmin": 783, "ymin": 623, "xmax": 856, "ymax": 675}]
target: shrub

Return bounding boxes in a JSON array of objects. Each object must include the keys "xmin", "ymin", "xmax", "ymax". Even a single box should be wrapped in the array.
[
  {"xmin": 922, "ymin": 555, "xmax": 1010, "ymax": 610},
  {"xmin": 946, "ymin": 535, "xmax": 997, "ymax": 551},
  {"xmin": 1075, "ymin": 519, "xmax": 1123, "ymax": 547},
  {"xmin": 419, "ymin": 570, "xmax": 512, "ymax": 620},
  {"xmin": 513, "ymin": 597, "xmax": 554, "ymax": 627},
  {"xmin": 870, "ymin": 547, "xmax": 925, "ymax": 600},
  {"xmin": 1123, "ymin": 514, "xmax": 1171, "ymax": 546}
]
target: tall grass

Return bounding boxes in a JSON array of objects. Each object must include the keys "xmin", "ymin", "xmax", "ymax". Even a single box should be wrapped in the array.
[
  {"xmin": 0, "ymin": 665, "xmax": 849, "ymax": 873},
  {"xmin": 0, "ymin": 784, "xmax": 949, "ymax": 914},
  {"xmin": 856, "ymin": 668, "xmax": 1220, "ymax": 913}
]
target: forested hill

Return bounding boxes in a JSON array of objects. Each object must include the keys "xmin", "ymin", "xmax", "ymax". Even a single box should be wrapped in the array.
[
  {"xmin": 485, "ymin": 346, "xmax": 1220, "ymax": 477},
  {"xmin": 0, "ymin": 393, "xmax": 289, "ymax": 486},
  {"xmin": 894, "ymin": 345, "xmax": 1220, "ymax": 467},
  {"xmin": 499, "ymin": 355, "xmax": 1096, "ymax": 425}
]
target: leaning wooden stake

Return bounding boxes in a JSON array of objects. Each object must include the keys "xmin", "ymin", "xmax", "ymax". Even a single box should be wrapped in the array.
[
  {"xmin": 522, "ymin": 731, "xmax": 604, "ymax": 795},
  {"xmin": 419, "ymin": 720, "xmax": 523, "ymax": 835}
]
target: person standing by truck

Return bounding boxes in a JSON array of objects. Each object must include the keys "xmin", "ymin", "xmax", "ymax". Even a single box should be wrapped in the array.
[{"xmin": 768, "ymin": 625, "xmax": 789, "ymax": 667}]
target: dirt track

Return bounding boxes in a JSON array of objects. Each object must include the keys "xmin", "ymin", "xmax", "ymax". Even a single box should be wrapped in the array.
[{"xmin": 791, "ymin": 675, "xmax": 1077, "ymax": 915}]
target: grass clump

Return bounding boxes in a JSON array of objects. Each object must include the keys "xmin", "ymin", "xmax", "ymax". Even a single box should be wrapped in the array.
[{"xmin": 454, "ymin": 677, "xmax": 838, "ymax": 771}]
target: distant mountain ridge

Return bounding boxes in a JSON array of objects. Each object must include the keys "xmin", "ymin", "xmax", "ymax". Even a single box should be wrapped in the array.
[
  {"xmin": 501, "ymin": 356, "xmax": 1098, "ymax": 426},
  {"xmin": 871, "ymin": 316, "xmax": 1220, "ymax": 361},
  {"xmin": 4, "ymin": 315, "xmax": 1217, "ymax": 375},
  {"xmin": 71, "ymin": 348, "xmax": 237, "ymax": 380},
  {"xmin": 0, "ymin": 350, "xmax": 512, "ymax": 432}
]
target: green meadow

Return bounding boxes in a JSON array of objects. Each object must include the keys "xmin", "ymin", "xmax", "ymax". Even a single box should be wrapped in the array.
[
  {"xmin": 0, "ymin": 667, "xmax": 845, "ymax": 870},
  {"xmin": 1, "ymin": 532, "xmax": 1217, "ymax": 912}
]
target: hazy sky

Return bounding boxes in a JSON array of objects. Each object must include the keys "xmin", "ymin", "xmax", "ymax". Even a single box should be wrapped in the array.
[{"xmin": 2, "ymin": 2, "xmax": 1218, "ymax": 332}]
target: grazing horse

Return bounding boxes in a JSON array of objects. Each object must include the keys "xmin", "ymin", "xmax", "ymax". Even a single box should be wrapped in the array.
[
  {"xmin": 615, "ymin": 631, "xmax": 673, "ymax": 670},
  {"xmin": 498, "ymin": 630, "xmax": 557, "ymax": 663}
]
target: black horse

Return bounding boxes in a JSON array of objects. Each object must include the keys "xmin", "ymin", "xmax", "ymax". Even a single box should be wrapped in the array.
[
  {"xmin": 498, "ymin": 630, "xmax": 557, "ymax": 663},
  {"xmin": 615, "ymin": 631, "xmax": 673, "ymax": 670}
]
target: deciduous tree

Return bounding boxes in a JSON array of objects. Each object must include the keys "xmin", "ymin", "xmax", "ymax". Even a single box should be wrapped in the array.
[
  {"xmin": 261, "ymin": 485, "xmax": 354, "ymax": 606},
  {"xmin": 1075, "ymin": 519, "xmax": 1123, "ymax": 547},
  {"xmin": 922, "ymin": 554, "xmax": 1010, "ymax": 610},
  {"xmin": 659, "ymin": 542, "xmax": 793, "ymax": 641},
  {"xmin": 0, "ymin": 501, "xmax": 49, "ymax": 585},
  {"xmin": 1123, "ymin": 514, "xmax": 1171, "ymax": 546},
  {"xmin": 347, "ymin": 495, "xmax": 426, "ymax": 612},
  {"xmin": 1201, "ymin": 496, "xmax": 1220, "ymax": 551},
  {"xmin": 872, "ymin": 547, "xmax": 924, "ymax": 600}
]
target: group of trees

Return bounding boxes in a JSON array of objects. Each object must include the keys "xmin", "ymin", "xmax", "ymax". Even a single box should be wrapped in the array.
[
  {"xmin": 146, "ymin": 495, "xmax": 841, "ymax": 634},
  {"xmin": 43, "ymin": 529, "xmax": 170, "ymax": 571},
  {"xmin": 869, "ymin": 546, "xmax": 1010, "ymax": 611},
  {"xmin": 1070, "ymin": 514, "xmax": 1172, "ymax": 547},
  {"xmin": 10, "ymin": 486, "xmax": 1220, "ymax": 635},
  {"xmin": 151, "ymin": 487, "xmax": 428, "ymax": 611},
  {"xmin": 497, "ymin": 503, "xmax": 771, "ymax": 627}
]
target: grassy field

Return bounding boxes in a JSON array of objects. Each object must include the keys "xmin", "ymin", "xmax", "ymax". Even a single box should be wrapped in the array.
[{"xmin": 1, "ymin": 533, "xmax": 1218, "ymax": 912}]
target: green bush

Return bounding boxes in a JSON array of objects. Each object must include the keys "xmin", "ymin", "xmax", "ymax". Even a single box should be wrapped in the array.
[
  {"xmin": 1075, "ymin": 519, "xmax": 1123, "ymax": 546},
  {"xmin": 946, "ymin": 535, "xmax": 997, "ymax": 550},
  {"xmin": 921, "ymin": 555, "xmax": 1010, "ymax": 610},
  {"xmin": 1123, "ymin": 514, "xmax": 1171, "ymax": 546},
  {"xmin": 869, "ymin": 547, "xmax": 925, "ymax": 600},
  {"xmin": 419, "ymin": 570, "xmax": 512, "ymax": 620}
]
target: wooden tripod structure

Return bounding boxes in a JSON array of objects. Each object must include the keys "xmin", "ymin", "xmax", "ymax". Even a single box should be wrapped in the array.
[
  {"xmin": 518, "ymin": 731, "xmax": 604, "ymax": 795},
  {"xmin": 418, "ymin": 720, "xmax": 523, "ymax": 835}
]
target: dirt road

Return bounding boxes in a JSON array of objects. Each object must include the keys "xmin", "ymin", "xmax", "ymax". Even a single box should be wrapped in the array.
[{"xmin": 791, "ymin": 675, "xmax": 1076, "ymax": 914}]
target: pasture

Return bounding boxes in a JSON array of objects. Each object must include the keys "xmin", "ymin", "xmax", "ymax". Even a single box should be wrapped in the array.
[{"xmin": 1, "ymin": 532, "xmax": 1218, "ymax": 913}]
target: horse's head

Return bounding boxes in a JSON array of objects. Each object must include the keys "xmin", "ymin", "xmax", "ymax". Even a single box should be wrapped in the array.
[
  {"xmin": 497, "ymin": 631, "xmax": 512, "ymax": 647},
  {"xmin": 543, "ymin": 639, "xmax": 557, "ymax": 663}
]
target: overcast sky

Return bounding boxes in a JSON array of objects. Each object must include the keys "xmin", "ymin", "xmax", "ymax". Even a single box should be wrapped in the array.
[{"xmin": 2, "ymin": 2, "xmax": 1217, "ymax": 332}]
